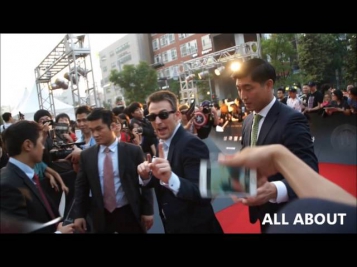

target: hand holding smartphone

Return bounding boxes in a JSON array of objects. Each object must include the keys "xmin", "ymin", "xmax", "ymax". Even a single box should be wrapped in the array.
[{"xmin": 199, "ymin": 156, "xmax": 257, "ymax": 198}]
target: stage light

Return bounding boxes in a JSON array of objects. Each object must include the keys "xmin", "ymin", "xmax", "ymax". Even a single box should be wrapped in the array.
[
  {"xmin": 185, "ymin": 74, "xmax": 196, "ymax": 81},
  {"xmin": 198, "ymin": 70, "xmax": 209, "ymax": 80},
  {"xmin": 214, "ymin": 66, "xmax": 225, "ymax": 76},
  {"xmin": 49, "ymin": 77, "xmax": 69, "ymax": 90},
  {"xmin": 230, "ymin": 62, "xmax": 241, "ymax": 72}
]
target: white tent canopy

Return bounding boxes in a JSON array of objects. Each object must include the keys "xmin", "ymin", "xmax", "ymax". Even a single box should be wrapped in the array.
[{"xmin": 12, "ymin": 84, "xmax": 76, "ymax": 121}]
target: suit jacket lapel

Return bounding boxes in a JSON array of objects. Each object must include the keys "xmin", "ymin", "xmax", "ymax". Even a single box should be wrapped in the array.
[
  {"xmin": 257, "ymin": 100, "xmax": 280, "ymax": 146},
  {"xmin": 167, "ymin": 125, "xmax": 184, "ymax": 162},
  {"xmin": 8, "ymin": 163, "xmax": 53, "ymax": 217},
  {"xmin": 92, "ymin": 145, "xmax": 103, "ymax": 199}
]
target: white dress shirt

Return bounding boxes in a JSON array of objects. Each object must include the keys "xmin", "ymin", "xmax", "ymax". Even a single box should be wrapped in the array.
[{"xmin": 252, "ymin": 97, "xmax": 288, "ymax": 204}]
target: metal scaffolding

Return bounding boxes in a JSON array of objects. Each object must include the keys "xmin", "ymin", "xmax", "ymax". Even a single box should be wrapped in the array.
[
  {"xmin": 34, "ymin": 34, "xmax": 98, "ymax": 116},
  {"xmin": 178, "ymin": 40, "xmax": 261, "ymax": 104}
]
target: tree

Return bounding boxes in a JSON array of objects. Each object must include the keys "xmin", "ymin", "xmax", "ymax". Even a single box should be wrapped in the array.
[
  {"xmin": 297, "ymin": 34, "xmax": 337, "ymax": 84},
  {"xmin": 166, "ymin": 79, "xmax": 181, "ymax": 102},
  {"xmin": 342, "ymin": 33, "xmax": 357, "ymax": 86},
  {"xmin": 109, "ymin": 61, "xmax": 158, "ymax": 104},
  {"xmin": 261, "ymin": 34, "xmax": 297, "ymax": 88},
  {"xmin": 102, "ymin": 101, "xmax": 111, "ymax": 110}
]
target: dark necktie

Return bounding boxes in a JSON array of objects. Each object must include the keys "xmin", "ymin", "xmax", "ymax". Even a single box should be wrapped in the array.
[
  {"xmin": 103, "ymin": 147, "xmax": 117, "ymax": 212},
  {"xmin": 33, "ymin": 174, "xmax": 56, "ymax": 220}
]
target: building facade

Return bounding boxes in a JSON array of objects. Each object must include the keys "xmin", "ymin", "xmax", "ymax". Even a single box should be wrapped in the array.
[
  {"xmin": 99, "ymin": 34, "xmax": 152, "ymax": 107},
  {"xmin": 149, "ymin": 33, "xmax": 213, "ymax": 104}
]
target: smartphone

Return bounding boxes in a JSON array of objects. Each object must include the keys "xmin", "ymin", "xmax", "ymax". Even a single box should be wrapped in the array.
[{"xmin": 199, "ymin": 158, "xmax": 257, "ymax": 198}]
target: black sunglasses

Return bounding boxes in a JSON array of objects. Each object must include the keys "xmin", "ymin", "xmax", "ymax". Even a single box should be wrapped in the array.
[{"xmin": 146, "ymin": 110, "xmax": 176, "ymax": 122}]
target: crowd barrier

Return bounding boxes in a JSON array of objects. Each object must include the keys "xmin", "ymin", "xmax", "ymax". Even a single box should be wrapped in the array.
[
  {"xmin": 208, "ymin": 113, "xmax": 357, "ymax": 165},
  {"xmin": 308, "ymin": 113, "xmax": 356, "ymax": 165}
]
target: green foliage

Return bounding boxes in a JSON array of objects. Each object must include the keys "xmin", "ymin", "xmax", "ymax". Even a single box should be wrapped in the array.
[
  {"xmin": 261, "ymin": 34, "xmax": 299, "ymax": 87},
  {"xmin": 167, "ymin": 79, "xmax": 181, "ymax": 101},
  {"xmin": 102, "ymin": 101, "xmax": 111, "ymax": 110},
  {"xmin": 109, "ymin": 61, "xmax": 158, "ymax": 104},
  {"xmin": 297, "ymin": 34, "xmax": 337, "ymax": 84},
  {"xmin": 342, "ymin": 33, "xmax": 357, "ymax": 86}
]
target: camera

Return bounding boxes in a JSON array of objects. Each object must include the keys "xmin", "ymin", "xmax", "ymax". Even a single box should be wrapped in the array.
[
  {"xmin": 137, "ymin": 127, "xmax": 143, "ymax": 134},
  {"xmin": 49, "ymin": 123, "xmax": 83, "ymax": 161},
  {"xmin": 200, "ymin": 100, "xmax": 214, "ymax": 114},
  {"xmin": 202, "ymin": 106, "xmax": 211, "ymax": 114}
]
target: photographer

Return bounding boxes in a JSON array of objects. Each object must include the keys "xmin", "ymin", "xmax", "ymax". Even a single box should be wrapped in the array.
[
  {"xmin": 55, "ymin": 113, "xmax": 77, "ymax": 142},
  {"xmin": 114, "ymin": 113, "xmax": 142, "ymax": 146},
  {"xmin": 65, "ymin": 105, "xmax": 96, "ymax": 172},
  {"xmin": 33, "ymin": 109, "xmax": 55, "ymax": 168},
  {"xmin": 194, "ymin": 100, "xmax": 219, "ymax": 139},
  {"xmin": 125, "ymin": 102, "xmax": 158, "ymax": 157}
]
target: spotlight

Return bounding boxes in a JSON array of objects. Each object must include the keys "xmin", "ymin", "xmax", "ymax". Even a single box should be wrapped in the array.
[
  {"xmin": 50, "ymin": 77, "xmax": 69, "ymax": 90},
  {"xmin": 214, "ymin": 66, "xmax": 225, "ymax": 76},
  {"xmin": 198, "ymin": 70, "xmax": 209, "ymax": 80},
  {"xmin": 185, "ymin": 74, "xmax": 196, "ymax": 81},
  {"xmin": 230, "ymin": 62, "xmax": 241, "ymax": 72}
]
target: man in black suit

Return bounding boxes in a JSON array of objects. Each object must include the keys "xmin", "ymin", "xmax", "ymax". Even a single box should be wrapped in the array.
[
  {"xmin": 137, "ymin": 90, "xmax": 223, "ymax": 233},
  {"xmin": 0, "ymin": 121, "xmax": 74, "ymax": 233},
  {"xmin": 73, "ymin": 108, "xmax": 154, "ymax": 233},
  {"xmin": 231, "ymin": 58, "xmax": 318, "ymax": 233}
]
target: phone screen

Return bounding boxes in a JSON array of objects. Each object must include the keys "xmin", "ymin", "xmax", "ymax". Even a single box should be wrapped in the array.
[{"xmin": 199, "ymin": 158, "xmax": 257, "ymax": 198}]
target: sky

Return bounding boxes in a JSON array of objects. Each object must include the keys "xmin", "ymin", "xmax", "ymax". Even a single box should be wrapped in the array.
[{"xmin": 0, "ymin": 34, "xmax": 127, "ymax": 111}]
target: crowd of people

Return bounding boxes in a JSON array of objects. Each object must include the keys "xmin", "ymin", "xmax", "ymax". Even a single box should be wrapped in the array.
[{"xmin": 1, "ymin": 58, "xmax": 356, "ymax": 234}]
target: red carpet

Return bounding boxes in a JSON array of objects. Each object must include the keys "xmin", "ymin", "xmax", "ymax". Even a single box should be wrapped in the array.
[{"xmin": 215, "ymin": 163, "xmax": 357, "ymax": 233}]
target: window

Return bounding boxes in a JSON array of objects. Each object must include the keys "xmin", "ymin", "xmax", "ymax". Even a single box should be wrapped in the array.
[
  {"xmin": 118, "ymin": 51, "xmax": 130, "ymax": 58},
  {"xmin": 109, "ymin": 51, "xmax": 114, "ymax": 57},
  {"xmin": 178, "ymin": 33, "xmax": 193, "ymax": 40},
  {"xmin": 101, "ymin": 55, "xmax": 107, "ymax": 61},
  {"xmin": 170, "ymin": 48, "xmax": 177, "ymax": 60},
  {"xmin": 154, "ymin": 54, "xmax": 161, "ymax": 63},
  {"xmin": 152, "ymin": 39, "xmax": 159, "ymax": 51},
  {"xmin": 103, "ymin": 66, "xmax": 108, "ymax": 72},
  {"xmin": 160, "ymin": 34, "xmax": 175, "ymax": 48},
  {"xmin": 116, "ymin": 42, "xmax": 130, "ymax": 54},
  {"xmin": 167, "ymin": 34, "xmax": 175, "ymax": 44},
  {"xmin": 164, "ymin": 68, "xmax": 170, "ymax": 78},
  {"xmin": 172, "ymin": 65, "xmax": 180, "ymax": 77},
  {"xmin": 111, "ymin": 62, "xmax": 116, "ymax": 69},
  {"xmin": 158, "ymin": 70, "xmax": 165, "ymax": 78},
  {"xmin": 160, "ymin": 35, "xmax": 168, "ymax": 47},
  {"xmin": 201, "ymin": 34, "xmax": 212, "ymax": 50},
  {"xmin": 180, "ymin": 40, "xmax": 197, "ymax": 57},
  {"xmin": 162, "ymin": 52, "xmax": 169, "ymax": 63},
  {"xmin": 119, "ymin": 54, "xmax": 132, "ymax": 64}
]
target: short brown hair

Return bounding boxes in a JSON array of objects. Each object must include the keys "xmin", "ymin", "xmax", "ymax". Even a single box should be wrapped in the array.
[{"xmin": 147, "ymin": 90, "xmax": 178, "ymax": 111}]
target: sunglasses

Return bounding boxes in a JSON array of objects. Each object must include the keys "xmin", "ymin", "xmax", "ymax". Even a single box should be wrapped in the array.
[{"xmin": 146, "ymin": 110, "xmax": 176, "ymax": 122}]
